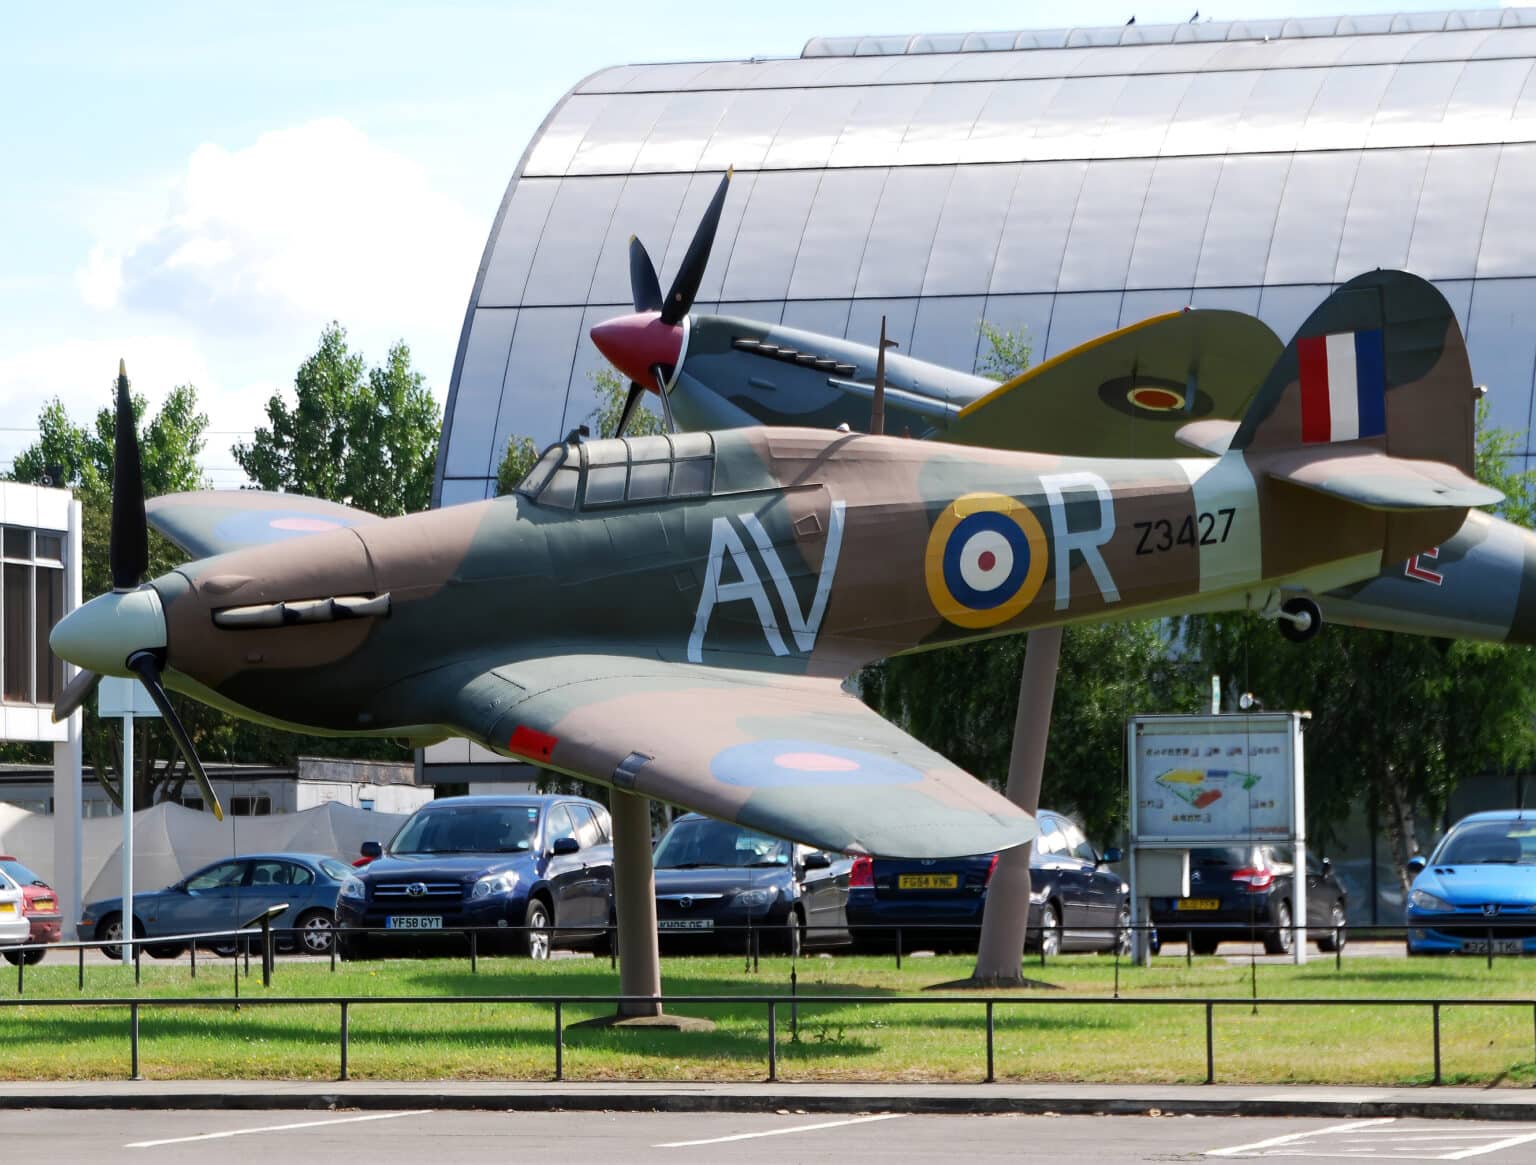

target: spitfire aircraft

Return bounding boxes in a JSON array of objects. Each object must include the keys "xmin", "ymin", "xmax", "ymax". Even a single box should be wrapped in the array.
[
  {"xmin": 592, "ymin": 174, "xmax": 1536, "ymax": 648},
  {"xmin": 49, "ymin": 266, "xmax": 1495, "ymax": 860}
]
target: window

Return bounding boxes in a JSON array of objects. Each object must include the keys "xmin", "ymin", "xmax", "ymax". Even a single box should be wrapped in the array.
[
  {"xmin": 229, "ymin": 795, "xmax": 272, "ymax": 817},
  {"xmin": 568, "ymin": 804, "xmax": 604, "ymax": 849},
  {"xmin": 546, "ymin": 804, "xmax": 576, "ymax": 847},
  {"xmin": 1, "ymin": 525, "xmax": 66, "ymax": 707},
  {"xmin": 187, "ymin": 861, "xmax": 246, "ymax": 892},
  {"xmin": 1036, "ymin": 818, "xmax": 1067, "ymax": 856},
  {"xmin": 1062, "ymin": 821, "xmax": 1097, "ymax": 863}
]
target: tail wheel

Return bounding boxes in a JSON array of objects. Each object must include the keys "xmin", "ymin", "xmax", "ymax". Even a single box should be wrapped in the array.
[
  {"xmin": 296, "ymin": 909, "xmax": 335, "ymax": 955},
  {"xmin": 1278, "ymin": 597, "xmax": 1322, "ymax": 643},
  {"xmin": 525, "ymin": 898, "xmax": 552, "ymax": 960}
]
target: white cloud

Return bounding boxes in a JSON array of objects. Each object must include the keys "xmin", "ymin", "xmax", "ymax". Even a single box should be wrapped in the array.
[{"xmin": 76, "ymin": 118, "xmax": 482, "ymax": 349}]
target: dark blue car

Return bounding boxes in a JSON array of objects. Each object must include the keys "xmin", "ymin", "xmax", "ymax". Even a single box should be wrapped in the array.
[
  {"xmin": 844, "ymin": 809, "xmax": 1129, "ymax": 955},
  {"xmin": 335, "ymin": 794, "xmax": 614, "ymax": 959},
  {"xmin": 653, "ymin": 814, "xmax": 850, "ymax": 955}
]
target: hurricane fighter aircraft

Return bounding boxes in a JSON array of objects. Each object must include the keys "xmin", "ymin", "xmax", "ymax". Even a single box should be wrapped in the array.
[
  {"xmin": 592, "ymin": 174, "xmax": 1536, "ymax": 647},
  {"xmin": 50, "ymin": 267, "xmax": 1494, "ymax": 858}
]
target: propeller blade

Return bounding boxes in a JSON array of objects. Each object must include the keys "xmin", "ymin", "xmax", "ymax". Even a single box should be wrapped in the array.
[
  {"xmin": 651, "ymin": 364, "xmax": 677, "ymax": 434},
  {"xmin": 628, "ymin": 236, "xmax": 663, "ymax": 314},
  {"xmin": 52, "ymin": 668, "xmax": 101, "ymax": 722},
  {"xmin": 660, "ymin": 169, "xmax": 731, "ymax": 326},
  {"xmin": 125, "ymin": 651, "xmax": 224, "ymax": 822},
  {"xmin": 109, "ymin": 360, "xmax": 148, "ymax": 591},
  {"xmin": 614, "ymin": 381, "xmax": 647, "ymax": 438}
]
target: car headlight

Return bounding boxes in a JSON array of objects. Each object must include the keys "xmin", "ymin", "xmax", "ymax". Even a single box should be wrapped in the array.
[
  {"xmin": 1409, "ymin": 888, "xmax": 1455, "ymax": 913},
  {"xmin": 339, "ymin": 877, "xmax": 366, "ymax": 901},
  {"xmin": 732, "ymin": 887, "xmax": 776, "ymax": 909},
  {"xmin": 471, "ymin": 871, "xmax": 519, "ymax": 900}
]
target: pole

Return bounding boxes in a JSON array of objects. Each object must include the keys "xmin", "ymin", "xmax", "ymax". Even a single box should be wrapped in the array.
[
  {"xmin": 120, "ymin": 714, "xmax": 133, "ymax": 967},
  {"xmin": 611, "ymin": 789, "xmax": 662, "ymax": 1019},
  {"xmin": 972, "ymin": 628, "xmax": 1063, "ymax": 983}
]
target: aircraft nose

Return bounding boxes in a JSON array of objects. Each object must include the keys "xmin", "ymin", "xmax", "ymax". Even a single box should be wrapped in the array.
[
  {"xmin": 590, "ymin": 311, "xmax": 683, "ymax": 390},
  {"xmin": 49, "ymin": 587, "xmax": 167, "ymax": 677}
]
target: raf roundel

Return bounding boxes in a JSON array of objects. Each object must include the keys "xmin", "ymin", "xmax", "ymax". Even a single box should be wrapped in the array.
[{"xmin": 925, "ymin": 492, "xmax": 1048, "ymax": 629}]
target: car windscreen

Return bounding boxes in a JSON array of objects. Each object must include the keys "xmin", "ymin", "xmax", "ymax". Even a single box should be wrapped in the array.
[
  {"xmin": 1433, "ymin": 821, "xmax": 1536, "ymax": 866},
  {"xmin": 1191, "ymin": 847, "xmax": 1262, "ymax": 869},
  {"xmin": 0, "ymin": 859, "xmax": 43, "ymax": 886},
  {"xmin": 654, "ymin": 818, "xmax": 791, "ymax": 869},
  {"xmin": 390, "ymin": 805, "xmax": 541, "ymax": 855}
]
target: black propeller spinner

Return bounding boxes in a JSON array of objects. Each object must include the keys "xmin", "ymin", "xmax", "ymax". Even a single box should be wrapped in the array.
[
  {"xmin": 52, "ymin": 361, "xmax": 225, "ymax": 821},
  {"xmin": 613, "ymin": 169, "xmax": 733, "ymax": 437}
]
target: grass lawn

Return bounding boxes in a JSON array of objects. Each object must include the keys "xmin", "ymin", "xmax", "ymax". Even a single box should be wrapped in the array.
[{"xmin": 1, "ymin": 950, "xmax": 1533, "ymax": 1085}]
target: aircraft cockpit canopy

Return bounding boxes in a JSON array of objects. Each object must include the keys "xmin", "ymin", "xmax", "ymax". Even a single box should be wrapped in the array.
[{"xmin": 517, "ymin": 432, "xmax": 716, "ymax": 510}]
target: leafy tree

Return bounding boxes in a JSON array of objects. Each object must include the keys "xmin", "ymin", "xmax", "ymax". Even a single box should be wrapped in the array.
[
  {"xmin": 975, "ymin": 320, "xmax": 1034, "ymax": 382},
  {"xmin": 1180, "ymin": 401, "xmax": 1536, "ymax": 888},
  {"xmin": 234, "ymin": 324, "xmax": 440, "ymax": 515}
]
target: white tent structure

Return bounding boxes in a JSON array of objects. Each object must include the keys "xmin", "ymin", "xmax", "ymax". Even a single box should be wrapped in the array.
[{"xmin": 0, "ymin": 801, "xmax": 409, "ymax": 909}]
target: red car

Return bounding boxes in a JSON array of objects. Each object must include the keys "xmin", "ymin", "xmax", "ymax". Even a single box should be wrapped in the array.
[{"xmin": 0, "ymin": 857, "xmax": 61, "ymax": 965}]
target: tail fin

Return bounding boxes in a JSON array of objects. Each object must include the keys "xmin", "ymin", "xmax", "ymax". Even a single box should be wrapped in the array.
[{"xmin": 1231, "ymin": 270, "xmax": 1478, "ymax": 476}]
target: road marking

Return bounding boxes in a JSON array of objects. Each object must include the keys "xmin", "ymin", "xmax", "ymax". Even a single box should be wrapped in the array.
[
  {"xmin": 1442, "ymin": 1129, "xmax": 1536, "ymax": 1159},
  {"xmin": 125, "ymin": 1109, "xmax": 433, "ymax": 1148},
  {"xmin": 1207, "ymin": 1118, "xmax": 1396, "ymax": 1156},
  {"xmin": 655, "ymin": 1113, "xmax": 902, "ymax": 1147}
]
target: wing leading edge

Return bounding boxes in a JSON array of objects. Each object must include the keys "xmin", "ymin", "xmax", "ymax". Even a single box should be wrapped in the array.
[{"xmin": 441, "ymin": 655, "xmax": 1036, "ymax": 859}]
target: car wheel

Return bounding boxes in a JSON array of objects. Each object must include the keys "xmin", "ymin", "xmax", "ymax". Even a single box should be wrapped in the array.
[
  {"xmin": 98, "ymin": 913, "xmax": 144, "ymax": 961},
  {"xmin": 1036, "ymin": 902, "xmax": 1062, "ymax": 957},
  {"xmin": 296, "ymin": 909, "xmax": 335, "ymax": 955},
  {"xmin": 1113, "ymin": 906, "xmax": 1133, "ymax": 957},
  {"xmin": 784, "ymin": 907, "xmax": 805, "ymax": 958},
  {"xmin": 337, "ymin": 931, "xmax": 373, "ymax": 961},
  {"xmin": 1316, "ymin": 901, "xmax": 1347, "ymax": 953},
  {"xmin": 147, "ymin": 943, "xmax": 188, "ymax": 960},
  {"xmin": 1190, "ymin": 932, "xmax": 1220, "ymax": 956},
  {"xmin": 524, "ymin": 898, "xmax": 552, "ymax": 960},
  {"xmin": 1263, "ymin": 900, "xmax": 1295, "ymax": 955}
]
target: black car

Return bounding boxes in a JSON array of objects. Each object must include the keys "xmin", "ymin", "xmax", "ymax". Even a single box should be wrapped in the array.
[
  {"xmin": 336, "ymin": 795, "xmax": 614, "ymax": 959},
  {"xmin": 652, "ymin": 814, "xmax": 850, "ymax": 955},
  {"xmin": 1148, "ymin": 845, "xmax": 1347, "ymax": 955},
  {"xmin": 845, "ymin": 809, "xmax": 1130, "ymax": 955}
]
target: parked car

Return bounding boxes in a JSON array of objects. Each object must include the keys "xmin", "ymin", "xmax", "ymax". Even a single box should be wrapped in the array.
[
  {"xmin": 1148, "ymin": 845, "xmax": 1347, "ymax": 955},
  {"xmin": 79, "ymin": 852, "xmax": 352, "ymax": 959},
  {"xmin": 652, "ymin": 813, "xmax": 850, "ymax": 955},
  {"xmin": 1406, "ymin": 810, "xmax": 1536, "ymax": 955},
  {"xmin": 0, "ymin": 868, "xmax": 30, "ymax": 955},
  {"xmin": 845, "ymin": 809, "xmax": 1130, "ymax": 955},
  {"xmin": 0, "ymin": 856, "xmax": 62, "ymax": 965},
  {"xmin": 335, "ymin": 795, "xmax": 615, "ymax": 959}
]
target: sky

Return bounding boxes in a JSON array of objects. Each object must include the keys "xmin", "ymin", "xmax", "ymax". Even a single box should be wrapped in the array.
[{"xmin": 0, "ymin": 0, "xmax": 1502, "ymax": 486}]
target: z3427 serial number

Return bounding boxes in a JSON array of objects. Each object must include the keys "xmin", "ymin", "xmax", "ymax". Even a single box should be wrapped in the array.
[{"xmin": 1134, "ymin": 509, "xmax": 1236, "ymax": 555}]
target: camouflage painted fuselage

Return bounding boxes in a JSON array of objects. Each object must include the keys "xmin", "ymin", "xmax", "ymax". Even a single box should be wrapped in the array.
[{"xmin": 151, "ymin": 426, "xmax": 1463, "ymax": 744}]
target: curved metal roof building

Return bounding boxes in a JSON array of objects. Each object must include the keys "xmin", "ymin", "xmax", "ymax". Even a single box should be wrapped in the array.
[{"xmin": 435, "ymin": 7, "xmax": 1536, "ymax": 505}]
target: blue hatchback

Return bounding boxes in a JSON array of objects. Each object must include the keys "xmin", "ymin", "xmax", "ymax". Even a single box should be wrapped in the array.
[{"xmin": 1406, "ymin": 810, "xmax": 1536, "ymax": 955}]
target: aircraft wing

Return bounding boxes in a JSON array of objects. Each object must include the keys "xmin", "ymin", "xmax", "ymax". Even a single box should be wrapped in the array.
[
  {"xmin": 440, "ymin": 654, "xmax": 1036, "ymax": 859},
  {"xmin": 146, "ymin": 491, "xmax": 382, "ymax": 558},
  {"xmin": 945, "ymin": 309, "xmax": 1282, "ymax": 458}
]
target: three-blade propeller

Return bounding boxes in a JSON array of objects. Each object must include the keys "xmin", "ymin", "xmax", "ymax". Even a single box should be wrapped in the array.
[
  {"xmin": 52, "ymin": 362, "xmax": 224, "ymax": 821},
  {"xmin": 601, "ymin": 169, "xmax": 732, "ymax": 438}
]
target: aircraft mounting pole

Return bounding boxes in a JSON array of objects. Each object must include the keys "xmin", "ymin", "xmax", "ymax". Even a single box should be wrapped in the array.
[
  {"xmin": 970, "ymin": 626, "xmax": 1063, "ymax": 985},
  {"xmin": 610, "ymin": 789, "xmax": 663, "ymax": 1018}
]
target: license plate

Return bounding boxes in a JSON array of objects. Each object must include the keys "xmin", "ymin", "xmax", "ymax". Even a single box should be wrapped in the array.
[
  {"xmin": 385, "ymin": 915, "xmax": 443, "ymax": 930},
  {"xmin": 34, "ymin": 899, "xmax": 54, "ymax": 912},
  {"xmin": 0, "ymin": 903, "xmax": 13, "ymax": 915},
  {"xmin": 1461, "ymin": 938, "xmax": 1522, "ymax": 954},
  {"xmin": 1176, "ymin": 898, "xmax": 1221, "ymax": 911},
  {"xmin": 658, "ymin": 919, "xmax": 714, "ymax": 930},
  {"xmin": 899, "ymin": 874, "xmax": 958, "ymax": 890}
]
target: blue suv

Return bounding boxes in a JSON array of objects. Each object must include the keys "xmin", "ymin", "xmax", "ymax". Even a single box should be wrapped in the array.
[{"xmin": 335, "ymin": 795, "xmax": 614, "ymax": 959}]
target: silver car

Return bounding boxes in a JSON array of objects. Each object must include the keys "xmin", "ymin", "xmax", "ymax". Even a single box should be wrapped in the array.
[{"xmin": 0, "ymin": 869, "xmax": 30, "ymax": 948}]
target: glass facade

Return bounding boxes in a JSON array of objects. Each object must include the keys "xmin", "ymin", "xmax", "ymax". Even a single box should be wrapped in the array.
[{"xmin": 437, "ymin": 13, "xmax": 1536, "ymax": 502}]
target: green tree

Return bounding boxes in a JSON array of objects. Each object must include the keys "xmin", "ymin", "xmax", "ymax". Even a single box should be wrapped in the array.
[
  {"xmin": 1180, "ymin": 402, "xmax": 1536, "ymax": 887},
  {"xmin": 234, "ymin": 324, "xmax": 440, "ymax": 515}
]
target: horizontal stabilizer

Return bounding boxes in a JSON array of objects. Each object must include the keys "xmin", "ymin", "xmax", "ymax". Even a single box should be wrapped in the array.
[
  {"xmin": 946, "ymin": 309, "xmax": 1280, "ymax": 459},
  {"xmin": 1269, "ymin": 452, "xmax": 1502, "ymax": 512},
  {"xmin": 147, "ymin": 491, "xmax": 381, "ymax": 559}
]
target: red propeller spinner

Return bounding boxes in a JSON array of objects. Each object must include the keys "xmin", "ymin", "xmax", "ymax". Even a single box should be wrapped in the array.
[{"xmin": 589, "ymin": 312, "xmax": 683, "ymax": 393}]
